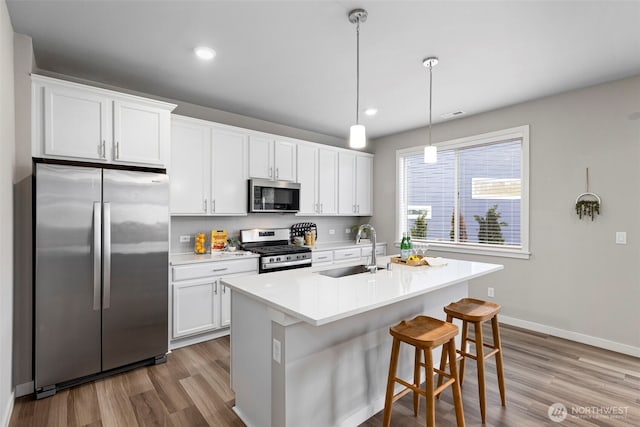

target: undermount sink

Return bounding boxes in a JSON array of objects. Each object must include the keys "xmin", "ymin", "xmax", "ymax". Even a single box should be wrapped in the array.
[{"xmin": 318, "ymin": 264, "xmax": 384, "ymax": 278}]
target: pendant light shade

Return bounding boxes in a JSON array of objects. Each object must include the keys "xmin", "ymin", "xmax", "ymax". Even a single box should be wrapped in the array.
[
  {"xmin": 423, "ymin": 57, "xmax": 438, "ymax": 163},
  {"xmin": 348, "ymin": 9, "xmax": 367, "ymax": 149},
  {"xmin": 424, "ymin": 145, "xmax": 437, "ymax": 163},
  {"xmin": 349, "ymin": 124, "xmax": 366, "ymax": 149}
]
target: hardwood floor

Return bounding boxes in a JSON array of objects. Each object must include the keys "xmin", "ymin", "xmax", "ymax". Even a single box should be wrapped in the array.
[{"xmin": 10, "ymin": 325, "xmax": 640, "ymax": 426}]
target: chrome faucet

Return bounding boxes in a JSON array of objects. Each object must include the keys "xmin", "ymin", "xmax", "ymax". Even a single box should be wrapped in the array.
[{"xmin": 356, "ymin": 224, "xmax": 377, "ymax": 272}]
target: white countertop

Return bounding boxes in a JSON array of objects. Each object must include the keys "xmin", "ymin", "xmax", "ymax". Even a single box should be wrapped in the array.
[
  {"xmin": 222, "ymin": 255, "xmax": 503, "ymax": 326},
  {"xmin": 170, "ymin": 250, "xmax": 259, "ymax": 266}
]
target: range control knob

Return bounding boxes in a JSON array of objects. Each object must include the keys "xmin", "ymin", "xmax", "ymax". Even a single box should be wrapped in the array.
[{"xmin": 276, "ymin": 257, "xmax": 281, "ymax": 262}]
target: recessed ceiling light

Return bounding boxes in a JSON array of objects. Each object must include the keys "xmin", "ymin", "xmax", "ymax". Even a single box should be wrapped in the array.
[
  {"xmin": 364, "ymin": 108, "xmax": 378, "ymax": 116},
  {"xmin": 194, "ymin": 46, "xmax": 216, "ymax": 60}
]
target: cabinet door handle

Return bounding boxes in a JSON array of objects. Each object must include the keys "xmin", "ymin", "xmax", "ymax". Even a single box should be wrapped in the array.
[
  {"xmin": 317, "ymin": 256, "xmax": 328, "ymax": 260},
  {"xmin": 353, "ymin": 204, "xmax": 356, "ymax": 213},
  {"xmin": 357, "ymin": 205, "xmax": 360, "ymax": 214},
  {"xmin": 223, "ymin": 285, "xmax": 227, "ymax": 294},
  {"xmin": 320, "ymin": 203, "xmax": 323, "ymax": 213},
  {"xmin": 211, "ymin": 267, "xmax": 228, "ymax": 272},
  {"xmin": 275, "ymin": 168, "xmax": 279, "ymax": 179},
  {"xmin": 343, "ymin": 253, "xmax": 353, "ymax": 257},
  {"xmin": 115, "ymin": 142, "xmax": 120, "ymax": 159},
  {"xmin": 212, "ymin": 199, "xmax": 216, "ymax": 213},
  {"xmin": 269, "ymin": 167, "xmax": 273, "ymax": 178},
  {"xmin": 203, "ymin": 199, "xmax": 207, "ymax": 213},
  {"xmin": 214, "ymin": 282, "xmax": 218, "ymax": 295},
  {"xmin": 101, "ymin": 140, "xmax": 106, "ymax": 158}
]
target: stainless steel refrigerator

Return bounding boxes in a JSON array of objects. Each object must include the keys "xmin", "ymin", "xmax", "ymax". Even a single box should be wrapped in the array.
[{"xmin": 34, "ymin": 161, "xmax": 169, "ymax": 398}]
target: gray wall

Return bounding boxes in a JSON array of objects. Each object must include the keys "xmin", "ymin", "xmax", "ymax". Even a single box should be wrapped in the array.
[
  {"xmin": 372, "ymin": 75, "xmax": 640, "ymax": 352},
  {"xmin": 12, "ymin": 32, "xmax": 33, "ymax": 392},
  {"xmin": 0, "ymin": 0, "xmax": 15, "ymax": 423}
]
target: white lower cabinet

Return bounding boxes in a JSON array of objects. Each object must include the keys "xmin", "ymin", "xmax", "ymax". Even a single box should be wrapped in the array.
[
  {"xmin": 312, "ymin": 250, "xmax": 333, "ymax": 265},
  {"xmin": 171, "ymin": 258, "xmax": 257, "ymax": 346},
  {"xmin": 312, "ymin": 244, "xmax": 387, "ymax": 267},
  {"xmin": 173, "ymin": 278, "xmax": 220, "ymax": 338},
  {"xmin": 333, "ymin": 247, "xmax": 362, "ymax": 263}
]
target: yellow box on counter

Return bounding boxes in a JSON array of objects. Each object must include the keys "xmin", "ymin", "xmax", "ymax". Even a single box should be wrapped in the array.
[{"xmin": 211, "ymin": 229, "xmax": 227, "ymax": 251}]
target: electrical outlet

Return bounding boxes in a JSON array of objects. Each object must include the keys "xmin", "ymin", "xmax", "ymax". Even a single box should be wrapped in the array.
[
  {"xmin": 272, "ymin": 338, "xmax": 281, "ymax": 364},
  {"xmin": 329, "ymin": 229, "xmax": 335, "ymax": 235},
  {"xmin": 345, "ymin": 228, "xmax": 351, "ymax": 234},
  {"xmin": 488, "ymin": 287, "xmax": 495, "ymax": 298},
  {"xmin": 179, "ymin": 235, "xmax": 191, "ymax": 243},
  {"xmin": 616, "ymin": 232, "xmax": 627, "ymax": 245}
]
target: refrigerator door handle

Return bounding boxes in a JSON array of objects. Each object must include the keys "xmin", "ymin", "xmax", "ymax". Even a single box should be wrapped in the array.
[
  {"xmin": 93, "ymin": 202, "xmax": 102, "ymax": 311},
  {"xmin": 103, "ymin": 202, "xmax": 111, "ymax": 309}
]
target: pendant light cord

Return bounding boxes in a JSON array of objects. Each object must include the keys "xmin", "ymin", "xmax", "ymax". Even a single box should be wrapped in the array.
[
  {"xmin": 428, "ymin": 62, "xmax": 433, "ymax": 147},
  {"xmin": 356, "ymin": 21, "xmax": 360, "ymax": 125}
]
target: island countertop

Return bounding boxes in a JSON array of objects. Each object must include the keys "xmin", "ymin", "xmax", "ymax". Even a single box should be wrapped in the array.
[{"xmin": 222, "ymin": 256, "xmax": 503, "ymax": 326}]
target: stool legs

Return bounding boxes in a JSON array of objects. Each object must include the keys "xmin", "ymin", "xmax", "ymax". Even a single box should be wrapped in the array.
[
  {"xmin": 383, "ymin": 337, "xmax": 401, "ymax": 427},
  {"xmin": 492, "ymin": 316, "xmax": 507, "ymax": 406},
  {"xmin": 424, "ymin": 348, "xmax": 435, "ymax": 427},
  {"xmin": 413, "ymin": 347, "xmax": 421, "ymax": 416},
  {"xmin": 474, "ymin": 321, "xmax": 487, "ymax": 423},
  {"xmin": 458, "ymin": 320, "xmax": 469, "ymax": 384},
  {"xmin": 448, "ymin": 338, "xmax": 465, "ymax": 427}
]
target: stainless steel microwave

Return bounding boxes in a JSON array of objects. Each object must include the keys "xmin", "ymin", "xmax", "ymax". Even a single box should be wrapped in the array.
[{"xmin": 248, "ymin": 179, "xmax": 301, "ymax": 213}]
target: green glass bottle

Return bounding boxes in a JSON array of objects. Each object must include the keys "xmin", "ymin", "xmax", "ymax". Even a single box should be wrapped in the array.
[{"xmin": 400, "ymin": 232, "xmax": 410, "ymax": 260}]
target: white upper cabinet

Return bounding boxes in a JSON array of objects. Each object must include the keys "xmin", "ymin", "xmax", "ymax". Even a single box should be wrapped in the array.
[
  {"xmin": 296, "ymin": 144, "xmax": 318, "ymax": 215},
  {"xmin": 355, "ymin": 155, "xmax": 373, "ymax": 215},
  {"xmin": 273, "ymin": 140, "xmax": 296, "ymax": 181},
  {"xmin": 170, "ymin": 115, "xmax": 248, "ymax": 216},
  {"xmin": 338, "ymin": 152, "xmax": 356, "ymax": 215},
  {"xmin": 249, "ymin": 135, "xmax": 296, "ymax": 181},
  {"xmin": 337, "ymin": 152, "xmax": 373, "ymax": 216},
  {"xmin": 211, "ymin": 127, "xmax": 248, "ymax": 215},
  {"xmin": 113, "ymin": 100, "xmax": 169, "ymax": 166},
  {"xmin": 317, "ymin": 148, "xmax": 338, "ymax": 215},
  {"xmin": 42, "ymin": 84, "xmax": 110, "ymax": 161},
  {"xmin": 170, "ymin": 118, "xmax": 211, "ymax": 215},
  {"xmin": 248, "ymin": 135, "xmax": 273, "ymax": 179},
  {"xmin": 32, "ymin": 74, "xmax": 175, "ymax": 167}
]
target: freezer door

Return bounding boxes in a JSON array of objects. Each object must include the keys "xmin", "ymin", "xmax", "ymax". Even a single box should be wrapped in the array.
[
  {"xmin": 102, "ymin": 169, "xmax": 169, "ymax": 370},
  {"xmin": 35, "ymin": 164, "xmax": 102, "ymax": 389}
]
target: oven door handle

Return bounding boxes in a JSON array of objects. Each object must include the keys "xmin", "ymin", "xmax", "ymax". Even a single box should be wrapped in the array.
[{"xmin": 262, "ymin": 259, "xmax": 311, "ymax": 270}]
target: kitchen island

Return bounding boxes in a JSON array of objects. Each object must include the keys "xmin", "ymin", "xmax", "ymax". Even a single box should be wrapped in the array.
[{"xmin": 222, "ymin": 255, "xmax": 503, "ymax": 427}]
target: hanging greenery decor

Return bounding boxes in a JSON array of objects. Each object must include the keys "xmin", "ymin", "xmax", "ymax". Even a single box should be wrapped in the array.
[
  {"xmin": 575, "ymin": 199, "xmax": 600, "ymax": 221},
  {"xmin": 575, "ymin": 168, "xmax": 601, "ymax": 221}
]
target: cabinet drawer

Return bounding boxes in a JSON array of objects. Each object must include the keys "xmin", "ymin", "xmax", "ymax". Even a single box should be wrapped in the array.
[
  {"xmin": 361, "ymin": 245, "xmax": 387, "ymax": 257},
  {"xmin": 333, "ymin": 248, "xmax": 361, "ymax": 262},
  {"xmin": 312, "ymin": 250, "xmax": 333, "ymax": 265},
  {"xmin": 172, "ymin": 258, "xmax": 258, "ymax": 281}
]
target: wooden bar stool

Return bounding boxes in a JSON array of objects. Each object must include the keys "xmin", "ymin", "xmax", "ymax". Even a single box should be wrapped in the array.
[
  {"xmin": 438, "ymin": 298, "xmax": 506, "ymax": 424},
  {"xmin": 382, "ymin": 315, "xmax": 465, "ymax": 427}
]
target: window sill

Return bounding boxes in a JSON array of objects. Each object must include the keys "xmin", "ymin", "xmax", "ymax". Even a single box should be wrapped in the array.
[{"xmin": 393, "ymin": 241, "xmax": 530, "ymax": 260}]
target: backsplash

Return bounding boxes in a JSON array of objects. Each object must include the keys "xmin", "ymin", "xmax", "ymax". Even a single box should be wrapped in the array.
[{"xmin": 170, "ymin": 215, "xmax": 370, "ymax": 253}]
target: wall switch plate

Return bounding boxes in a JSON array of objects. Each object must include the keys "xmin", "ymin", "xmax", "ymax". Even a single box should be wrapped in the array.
[
  {"xmin": 179, "ymin": 235, "xmax": 191, "ymax": 243},
  {"xmin": 272, "ymin": 338, "xmax": 281, "ymax": 364},
  {"xmin": 329, "ymin": 229, "xmax": 335, "ymax": 235},
  {"xmin": 616, "ymin": 232, "xmax": 627, "ymax": 245},
  {"xmin": 345, "ymin": 228, "xmax": 351, "ymax": 234},
  {"xmin": 488, "ymin": 287, "xmax": 495, "ymax": 298}
]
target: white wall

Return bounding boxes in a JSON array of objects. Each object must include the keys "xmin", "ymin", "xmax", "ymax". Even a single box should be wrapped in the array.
[
  {"xmin": 372, "ymin": 75, "xmax": 640, "ymax": 354},
  {"xmin": 0, "ymin": 1, "xmax": 15, "ymax": 425}
]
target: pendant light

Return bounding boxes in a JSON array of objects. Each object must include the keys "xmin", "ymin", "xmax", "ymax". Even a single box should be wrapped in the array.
[
  {"xmin": 423, "ymin": 57, "xmax": 438, "ymax": 163},
  {"xmin": 348, "ymin": 9, "xmax": 367, "ymax": 149}
]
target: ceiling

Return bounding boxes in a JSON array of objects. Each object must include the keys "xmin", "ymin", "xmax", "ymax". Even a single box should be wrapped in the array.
[{"xmin": 7, "ymin": 1, "xmax": 640, "ymax": 141}]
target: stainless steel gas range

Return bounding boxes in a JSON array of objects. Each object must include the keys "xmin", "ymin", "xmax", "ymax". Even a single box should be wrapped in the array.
[{"xmin": 240, "ymin": 228, "xmax": 312, "ymax": 273}]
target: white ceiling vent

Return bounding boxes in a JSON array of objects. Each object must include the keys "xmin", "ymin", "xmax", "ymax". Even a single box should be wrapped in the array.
[{"xmin": 440, "ymin": 111, "xmax": 466, "ymax": 119}]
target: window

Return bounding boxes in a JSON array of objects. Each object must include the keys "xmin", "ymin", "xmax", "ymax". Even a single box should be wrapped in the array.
[{"xmin": 397, "ymin": 126, "xmax": 529, "ymax": 258}]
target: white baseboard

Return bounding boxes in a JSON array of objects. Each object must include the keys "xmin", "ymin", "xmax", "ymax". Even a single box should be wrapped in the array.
[
  {"xmin": 1, "ymin": 390, "xmax": 15, "ymax": 427},
  {"xmin": 15, "ymin": 381, "xmax": 33, "ymax": 398},
  {"xmin": 500, "ymin": 315, "xmax": 640, "ymax": 358}
]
